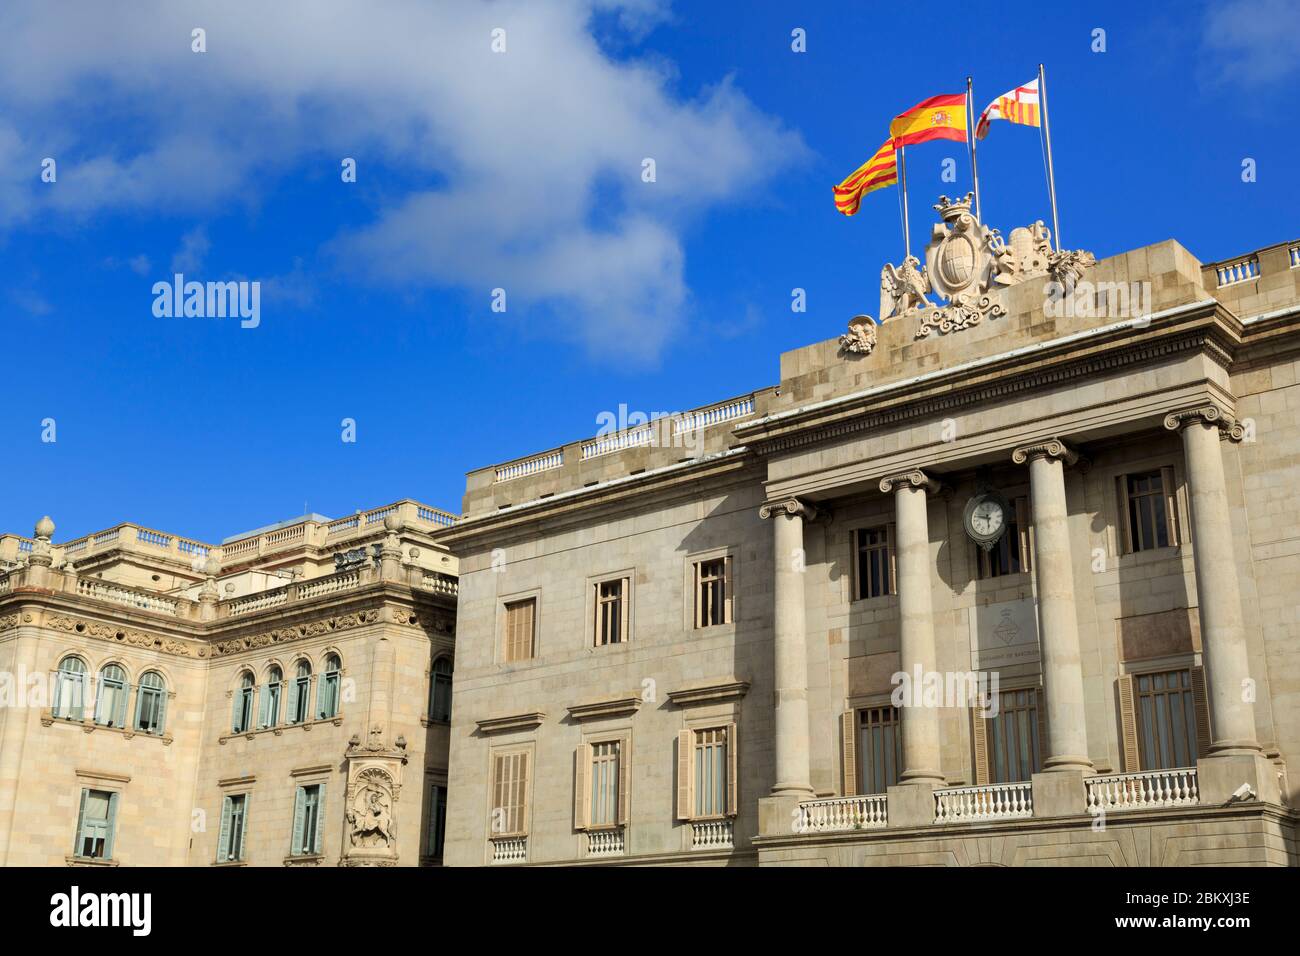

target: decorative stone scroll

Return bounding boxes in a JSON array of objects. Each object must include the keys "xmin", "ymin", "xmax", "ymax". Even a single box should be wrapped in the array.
[
  {"xmin": 1011, "ymin": 438, "xmax": 1079, "ymax": 466},
  {"xmin": 758, "ymin": 498, "xmax": 819, "ymax": 521},
  {"xmin": 878, "ymin": 470, "xmax": 943, "ymax": 496},
  {"xmin": 211, "ymin": 608, "xmax": 381, "ymax": 658},
  {"xmin": 1163, "ymin": 404, "xmax": 1246, "ymax": 442}
]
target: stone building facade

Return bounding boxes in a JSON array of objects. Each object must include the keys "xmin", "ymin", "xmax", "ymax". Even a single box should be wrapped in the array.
[
  {"xmin": 0, "ymin": 500, "xmax": 458, "ymax": 867},
  {"xmin": 438, "ymin": 204, "xmax": 1299, "ymax": 867}
]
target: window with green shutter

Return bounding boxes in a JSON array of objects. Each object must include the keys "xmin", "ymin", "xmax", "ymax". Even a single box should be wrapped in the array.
[
  {"xmin": 425, "ymin": 784, "xmax": 447, "ymax": 859},
  {"xmin": 317, "ymin": 655, "xmax": 341, "ymax": 719},
  {"xmin": 94, "ymin": 664, "xmax": 129, "ymax": 728},
  {"xmin": 287, "ymin": 661, "xmax": 312, "ymax": 724},
  {"xmin": 290, "ymin": 783, "xmax": 325, "ymax": 856},
  {"xmin": 134, "ymin": 671, "xmax": 167, "ymax": 735},
  {"xmin": 217, "ymin": 793, "xmax": 249, "ymax": 862},
  {"xmin": 429, "ymin": 657, "xmax": 452, "ymax": 723},
  {"xmin": 73, "ymin": 788, "xmax": 118, "ymax": 860},
  {"xmin": 53, "ymin": 656, "xmax": 88, "ymax": 721},
  {"xmin": 232, "ymin": 672, "xmax": 255, "ymax": 733}
]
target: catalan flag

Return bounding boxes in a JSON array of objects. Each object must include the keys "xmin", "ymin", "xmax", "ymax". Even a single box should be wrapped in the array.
[
  {"xmin": 889, "ymin": 93, "xmax": 967, "ymax": 147},
  {"xmin": 976, "ymin": 78, "xmax": 1041, "ymax": 140},
  {"xmin": 833, "ymin": 138, "xmax": 898, "ymax": 216}
]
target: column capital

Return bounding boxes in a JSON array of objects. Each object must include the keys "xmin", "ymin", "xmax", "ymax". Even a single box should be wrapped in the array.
[
  {"xmin": 1011, "ymin": 437, "xmax": 1078, "ymax": 466},
  {"xmin": 1163, "ymin": 404, "xmax": 1245, "ymax": 442},
  {"xmin": 878, "ymin": 470, "xmax": 942, "ymax": 496},
  {"xmin": 759, "ymin": 497, "xmax": 818, "ymax": 521}
]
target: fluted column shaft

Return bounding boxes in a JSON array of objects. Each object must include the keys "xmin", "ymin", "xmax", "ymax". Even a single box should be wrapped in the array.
[
  {"xmin": 880, "ymin": 472, "xmax": 944, "ymax": 786},
  {"xmin": 1012, "ymin": 440, "xmax": 1091, "ymax": 772},
  {"xmin": 762, "ymin": 499, "xmax": 815, "ymax": 797},
  {"xmin": 1165, "ymin": 407, "xmax": 1259, "ymax": 753}
]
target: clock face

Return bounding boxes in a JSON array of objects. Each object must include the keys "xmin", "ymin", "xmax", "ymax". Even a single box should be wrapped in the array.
[{"xmin": 963, "ymin": 491, "xmax": 1010, "ymax": 548}]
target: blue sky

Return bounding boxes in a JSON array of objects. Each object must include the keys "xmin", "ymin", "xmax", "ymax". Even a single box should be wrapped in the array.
[{"xmin": 3, "ymin": 0, "xmax": 1296, "ymax": 543}]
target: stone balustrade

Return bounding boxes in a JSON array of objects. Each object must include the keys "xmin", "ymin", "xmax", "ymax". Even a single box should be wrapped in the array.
[
  {"xmin": 1085, "ymin": 768, "xmax": 1199, "ymax": 813},
  {"xmin": 797, "ymin": 794, "xmax": 888, "ymax": 833},
  {"xmin": 585, "ymin": 828, "xmax": 625, "ymax": 857},
  {"xmin": 690, "ymin": 819, "xmax": 734, "ymax": 850},
  {"xmin": 76, "ymin": 577, "xmax": 183, "ymax": 617},
  {"xmin": 934, "ymin": 782, "xmax": 1034, "ymax": 823},
  {"xmin": 1215, "ymin": 256, "xmax": 1260, "ymax": 287},
  {"xmin": 490, "ymin": 837, "xmax": 527, "ymax": 864}
]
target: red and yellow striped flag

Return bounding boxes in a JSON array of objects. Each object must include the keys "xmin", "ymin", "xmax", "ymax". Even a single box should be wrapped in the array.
[
  {"xmin": 890, "ymin": 93, "xmax": 967, "ymax": 147},
  {"xmin": 976, "ymin": 78, "xmax": 1041, "ymax": 140},
  {"xmin": 833, "ymin": 139, "xmax": 898, "ymax": 216}
]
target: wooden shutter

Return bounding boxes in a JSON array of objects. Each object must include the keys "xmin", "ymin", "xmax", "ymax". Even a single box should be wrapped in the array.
[
  {"xmin": 1115, "ymin": 475, "xmax": 1133, "ymax": 555},
  {"xmin": 887, "ymin": 523, "xmax": 898, "ymax": 595},
  {"xmin": 725, "ymin": 722, "xmax": 739, "ymax": 817},
  {"xmin": 313, "ymin": 784, "xmax": 326, "ymax": 855},
  {"xmin": 723, "ymin": 557, "xmax": 734, "ymax": 624},
  {"xmin": 104, "ymin": 792, "xmax": 119, "ymax": 860},
  {"xmin": 573, "ymin": 743, "xmax": 588, "ymax": 830},
  {"xmin": 841, "ymin": 711, "xmax": 858, "ymax": 796},
  {"xmin": 1035, "ymin": 689, "xmax": 1049, "ymax": 771},
  {"xmin": 517, "ymin": 755, "xmax": 530, "ymax": 834},
  {"xmin": 156, "ymin": 689, "xmax": 167, "ymax": 736},
  {"xmin": 217, "ymin": 795, "xmax": 233, "ymax": 861},
  {"xmin": 616, "ymin": 738, "xmax": 630, "ymax": 825},
  {"xmin": 1190, "ymin": 666, "xmax": 1212, "ymax": 759},
  {"xmin": 286, "ymin": 679, "xmax": 300, "ymax": 725},
  {"xmin": 291, "ymin": 786, "xmax": 306, "ymax": 854},
  {"xmin": 238, "ymin": 795, "xmax": 249, "ymax": 861},
  {"xmin": 972, "ymin": 710, "xmax": 990, "ymax": 785},
  {"xmin": 1118, "ymin": 675, "xmax": 1141, "ymax": 772},
  {"xmin": 73, "ymin": 788, "xmax": 89, "ymax": 855},
  {"xmin": 1016, "ymin": 496, "xmax": 1033, "ymax": 573},
  {"xmin": 258, "ymin": 683, "xmax": 271, "ymax": 728},
  {"xmin": 1160, "ymin": 466, "xmax": 1180, "ymax": 545},
  {"xmin": 132, "ymin": 685, "xmax": 145, "ymax": 732},
  {"xmin": 676, "ymin": 729, "xmax": 693, "ymax": 820}
]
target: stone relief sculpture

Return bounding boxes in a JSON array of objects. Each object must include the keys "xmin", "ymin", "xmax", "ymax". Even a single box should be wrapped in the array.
[
  {"xmin": 347, "ymin": 772, "xmax": 395, "ymax": 848},
  {"xmin": 842, "ymin": 192, "xmax": 1096, "ymax": 346}
]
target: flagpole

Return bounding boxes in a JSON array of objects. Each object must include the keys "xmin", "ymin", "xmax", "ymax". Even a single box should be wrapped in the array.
[
  {"xmin": 898, "ymin": 144, "xmax": 911, "ymax": 259},
  {"xmin": 966, "ymin": 75, "xmax": 982, "ymax": 223},
  {"xmin": 1039, "ymin": 62, "xmax": 1061, "ymax": 253}
]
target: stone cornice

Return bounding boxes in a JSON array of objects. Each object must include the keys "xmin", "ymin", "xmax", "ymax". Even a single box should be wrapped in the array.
[
  {"xmin": 1011, "ymin": 438, "xmax": 1079, "ymax": 465},
  {"xmin": 735, "ymin": 301, "xmax": 1240, "ymax": 458},
  {"xmin": 565, "ymin": 696, "xmax": 642, "ymax": 721},
  {"xmin": 666, "ymin": 680, "xmax": 751, "ymax": 707},
  {"xmin": 879, "ymin": 470, "xmax": 943, "ymax": 496},
  {"xmin": 1163, "ymin": 404, "xmax": 1246, "ymax": 442},
  {"xmin": 476, "ymin": 711, "xmax": 546, "ymax": 734}
]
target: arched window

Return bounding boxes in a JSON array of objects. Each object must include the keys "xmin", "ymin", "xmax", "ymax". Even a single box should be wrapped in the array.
[
  {"xmin": 232, "ymin": 672, "xmax": 255, "ymax": 733},
  {"xmin": 53, "ymin": 657, "xmax": 88, "ymax": 720},
  {"xmin": 287, "ymin": 660, "xmax": 312, "ymax": 724},
  {"xmin": 134, "ymin": 671, "xmax": 167, "ymax": 735},
  {"xmin": 94, "ymin": 664, "xmax": 129, "ymax": 728},
  {"xmin": 259, "ymin": 666, "xmax": 283, "ymax": 728},
  {"xmin": 317, "ymin": 654, "xmax": 341, "ymax": 720},
  {"xmin": 430, "ymin": 657, "xmax": 453, "ymax": 723}
]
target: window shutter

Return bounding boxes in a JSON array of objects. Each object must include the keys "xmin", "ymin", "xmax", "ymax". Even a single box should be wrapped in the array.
[
  {"xmin": 517, "ymin": 755, "xmax": 530, "ymax": 835},
  {"xmin": 286, "ymin": 678, "xmax": 300, "ymax": 725},
  {"xmin": 155, "ymin": 690, "xmax": 167, "ymax": 735},
  {"xmin": 1118, "ymin": 675, "xmax": 1141, "ymax": 772},
  {"xmin": 291, "ymin": 786, "xmax": 306, "ymax": 854},
  {"xmin": 725, "ymin": 722, "xmax": 739, "ymax": 817},
  {"xmin": 238, "ymin": 795, "xmax": 249, "ymax": 861},
  {"xmin": 104, "ymin": 792, "xmax": 119, "ymax": 860},
  {"xmin": 231, "ymin": 692, "xmax": 242, "ymax": 733},
  {"xmin": 887, "ymin": 523, "xmax": 898, "ymax": 594},
  {"xmin": 1016, "ymin": 496, "xmax": 1033, "ymax": 573},
  {"xmin": 1160, "ymin": 466, "xmax": 1180, "ymax": 545},
  {"xmin": 1035, "ymin": 689, "xmax": 1049, "ymax": 772},
  {"xmin": 616, "ymin": 738, "xmax": 630, "ymax": 826},
  {"xmin": 692, "ymin": 564, "xmax": 702, "ymax": 629},
  {"xmin": 676, "ymin": 729, "xmax": 693, "ymax": 821},
  {"xmin": 132, "ymin": 685, "xmax": 145, "ymax": 732},
  {"xmin": 621, "ymin": 578, "xmax": 631, "ymax": 642},
  {"xmin": 313, "ymin": 784, "xmax": 326, "ymax": 855},
  {"xmin": 258, "ymin": 684, "xmax": 271, "ymax": 728},
  {"xmin": 73, "ymin": 788, "xmax": 89, "ymax": 855},
  {"xmin": 217, "ymin": 796, "xmax": 233, "ymax": 860},
  {"xmin": 723, "ymin": 557, "xmax": 734, "ymax": 624},
  {"xmin": 113, "ymin": 683, "xmax": 128, "ymax": 728},
  {"xmin": 573, "ymin": 744, "xmax": 588, "ymax": 830},
  {"xmin": 1115, "ymin": 475, "xmax": 1132, "ymax": 555},
  {"xmin": 840, "ymin": 711, "xmax": 858, "ymax": 796},
  {"xmin": 972, "ymin": 710, "xmax": 990, "ymax": 785},
  {"xmin": 1190, "ymin": 666, "xmax": 1212, "ymax": 759}
]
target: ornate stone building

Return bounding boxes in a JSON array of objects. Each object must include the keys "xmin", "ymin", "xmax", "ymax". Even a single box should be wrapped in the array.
[
  {"xmin": 439, "ymin": 203, "xmax": 1299, "ymax": 866},
  {"xmin": 0, "ymin": 500, "xmax": 458, "ymax": 866}
]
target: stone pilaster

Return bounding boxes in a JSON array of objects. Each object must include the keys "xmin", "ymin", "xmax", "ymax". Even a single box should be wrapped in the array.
[
  {"xmin": 1011, "ymin": 439, "xmax": 1092, "ymax": 773},
  {"xmin": 879, "ymin": 471, "xmax": 944, "ymax": 788}
]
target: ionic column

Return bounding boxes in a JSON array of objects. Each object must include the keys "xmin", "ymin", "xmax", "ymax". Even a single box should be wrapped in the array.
[
  {"xmin": 1164, "ymin": 406, "xmax": 1259, "ymax": 754},
  {"xmin": 1011, "ymin": 440, "xmax": 1092, "ymax": 772},
  {"xmin": 759, "ymin": 498, "xmax": 816, "ymax": 797},
  {"xmin": 879, "ymin": 471, "xmax": 944, "ymax": 786}
]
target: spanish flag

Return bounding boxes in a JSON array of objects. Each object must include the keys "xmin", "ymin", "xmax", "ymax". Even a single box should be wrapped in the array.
[
  {"xmin": 976, "ymin": 78, "xmax": 1040, "ymax": 140},
  {"xmin": 890, "ymin": 93, "xmax": 967, "ymax": 147},
  {"xmin": 833, "ymin": 139, "xmax": 898, "ymax": 216}
]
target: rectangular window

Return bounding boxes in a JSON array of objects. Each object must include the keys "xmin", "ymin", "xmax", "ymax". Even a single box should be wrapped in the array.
[
  {"xmin": 1136, "ymin": 669, "xmax": 1198, "ymax": 770},
  {"xmin": 1119, "ymin": 468, "xmax": 1178, "ymax": 553},
  {"xmin": 73, "ymin": 789, "xmax": 118, "ymax": 860},
  {"xmin": 291, "ymin": 784, "xmax": 324, "ymax": 857},
  {"xmin": 693, "ymin": 728, "xmax": 728, "ymax": 817},
  {"xmin": 854, "ymin": 526, "xmax": 894, "ymax": 599},
  {"xmin": 976, "ymin": 497, "xmax": 1031, "ymax": 579},
  {"xmin": 217, "ymin": 794, "xmax": 249, "ymax": 862},
  {"xmin": 503, "ymin": 599, "xmax": 536, "ymax": 663},
  {"xmin": 491, "ymin": 752, "xmax": 529, "ymax": 836},
  {"xmin": 857, "ymin": 706, "xmax": 902, "ymax": 794},
  {"xmin": 425, "ymin": 784, "xmax": 447, "ymax": 859},
  {"xmin": 694, "ymin": 557, "xmax": 731, "ymax": 628},
  {"xmin": 595, "ymin": 579, "xmax": 628, "ymax": 646},
  {"xmin": 589, "ymin": 741, "xmax": 621, "ymax": 827},
  {"xmin": 986, "ymin": 689, "xmax": 1042, "ymax": 783}
]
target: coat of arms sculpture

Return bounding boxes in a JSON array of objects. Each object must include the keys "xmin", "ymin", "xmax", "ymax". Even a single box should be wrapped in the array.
[{"xmin": 839, "ymin": 192, "xmax": 1096, "ymax": 352}]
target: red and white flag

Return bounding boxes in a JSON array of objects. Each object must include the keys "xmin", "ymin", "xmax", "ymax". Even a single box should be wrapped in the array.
[{"xmin": 976, "ymin": 78, "xmax": 1041, "ymax": 140}]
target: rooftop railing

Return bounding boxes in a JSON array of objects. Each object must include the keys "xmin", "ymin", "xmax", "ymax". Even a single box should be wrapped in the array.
[{"xmin": 1215, "ymin": 256, "xmax": 1260, "ymax": 287}]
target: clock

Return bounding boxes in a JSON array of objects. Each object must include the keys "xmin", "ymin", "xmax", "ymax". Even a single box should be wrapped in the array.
[{"xmin": 963, "ymin": 490, "xmax": 1011, "ymax": 551}]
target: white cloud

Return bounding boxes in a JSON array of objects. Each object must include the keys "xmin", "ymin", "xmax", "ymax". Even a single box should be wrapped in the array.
[
  {"xmin": 1203, "ymin": 0, "xmax": 1300, "ymax": 88},
  {"xmin": 0, "ymin": 0, "xmax": 806, "ymax": 360},
  {"xmin": 170, "ymin": 227, "xmax": 210, "ymax": 274}
]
